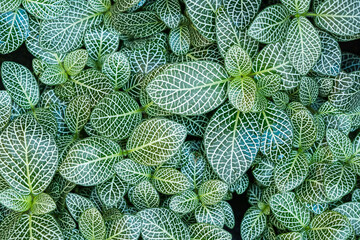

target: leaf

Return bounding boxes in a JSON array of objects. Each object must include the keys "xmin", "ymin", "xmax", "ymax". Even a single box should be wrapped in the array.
[
  {"xmin": 228, "ymin": 77, "xmax": 257, "ymax": 112},
  {"xmin": 110, "ymin": 11, "xmax": 166, "ymax": 38},
  {"xmin": 138, "ymin": 208, "xmax": 190, "ymax": 240},
  {"xmin": 326, "ymin": 128, "xmax": 353, "ymax": 161},
  {"xmin": 286, "ymin": 17, "xmax": 321, "ymax": 75},
  {"xmin": 90, "ymin": 92, "xmax": 142, "ymax": 141},
  {"xmin": 102, "ymin": 52, "xmax": 131, "ymax": 90},
  {"xmin": 129, "ymin": 43, "xmax": 167, "ymax": 74},
  {"xmin": 312, "ymin": 31, "xmax": 342, "ymax": 76},
  {"xmin": 59, "ymin": 136, "xmax": 122, "ymax": 186},
  {"xmin": 189, "ymin": 223, "xmax": 232, "ymax": 240},
  {"xmin": 65, "ymin": 95, "xmax": 91, "ymax": 134},
  {"xmin": 126, "ymin": 118, "xmax": 187, "ymax": 166},
  {"xmin": 257, "ymin": 74, "xmax": 281, "ymax": 97},
  {"xmin": 180, "ymin": 151, "xmax": 206, "ymax": 189},
  {"xmin": 131, "ymin": 180, "xmax": 160, "ymax": 210},
  {"xmin": 0, "ymin": 9, "xmax": 29, "ymax": 54},
  {"xmin": 225, "ymin": 45, "xmax": 252, "ymax": 77},
  {"xmin": 84, "ymin": 25, "xmax": 120, "ymax": 61},
  {"xmin": 79, "ymin": 208, "xmax": 105, "ymax": 240},
  {"xmin": 155, "ymin": 0, "xmax": 181, "ymax": 28},
  {"xmin": 114, "ymin": 159, "xmax": 152, "ymax": 185},
  {"xmin": 8, "ymin": 214, "xmax": 63, "ymax": 239},
  {"xmin": 169, "ymin": 25, "xmax": 191, "ymax": 56},
  {"xmin": 299, "ymin": 77, "xmax": 319, "ymax": 106},
  {"xmin": 247, "ymin": 4, "xmax": 290, "ymax": 44},
  {"xmin": 0, "ymin": 189, "xmax": 31, "ymax": 212},
  {"xmin": 39, "ymin": 0, "xmax": 102, "ymax": 53},
  {"xmin": 169, "ymin": 190, "xmax": 199, "ymax": 214},
  {"xmin": 88, "ymin": 0, "xmax": 111, "ymax": 12},
  {"xmin": 204, "ymin": 103, "xmax": 260, "ymax": 184},
  {"xmin": 274, "ymin": 151, "xmax": 309, "ymax": 192},
  {"xmin": 334, "ymin": 202, "xmax": 360, "ymax": 236},
  {"xmin": 0, "ymin": 91, "xmax": 11, "ymax": 132},
  {"xmin": 169, "ymin": 114, "xmax": 209, "ymax": 137},
  {"xmin": 39, "ymin": 65, "xmax": 68, "ymax": 86},
  {"xmin": 106, "ymin": 215, "xmax": 142, "ymax": 240},
  {"xmin": 31, "ymin": 193, "xmax": 56, "ymax": 215},
  {"xmin": 224, "ymin": 0, "xmax": 261, "ymax": 29},
  {"xmin": 22, "ymin": 0, "xmax": 69, "ymax": 20},
  {"xmin": 111, "ymin": 0, "xmax": 142, "ymax": 12},
  {"xmin": 240, "ymin": 206, "xmax": 267, "ymax": 240},
  {"xmin": 253, "ymin": 158, "xmax": 274, "ymax": 186},
  {"xmin": 258, "ymin": 102, "xmax": 293, "ymax": 164},
  {"xmin": 195, "ymin": 203, "xmax": 225, "ymax": 227},
  {"xmin": 1, "ymin": 61, "xmax": 39, "ymax": 110},
  {"xmin": 96, "ymin": 174, "xmax": 127, "ymax": 207},
  {"xmin": 0, "ymin": 114, "xmax": 58, "ymax": 195},
  {"xmin": 269, "ymin": 192, "xmax": 310, "ymax": 231},
  {"xmin": 66, "ymin": 193, "xmax": 95, "ymax": 222},
  {"xmin": 276, "ymin": 232, "xmax": 303, "ymax": 240},
  {"xmin": 324, "ymin": 162, "xmax": 356, "ymax": 201},
  {"xmin": 0, "ymin": 0, "xmax": 21, "ymax": 12},
  {"xmin": 147, "ymin": 61, "xmax": 228, "ymax": 115},
  {"xmin": 219, "ymin": 201, "xmax": 235, "ymax": 229},
  {"xmin": 315, "ymin": 0, "xmax": 360, "ymax": 36},
  {"xmin": 308, "ymin": 211, "xmax": 352, "ymax": 240},
  {"xmin": 281, "ymin": 0, "xmax": 311, "ymax": 14},
  {"xmin": 198, "ymin": 180, "xmax": 228, "ymax": 205},
  {"xmin": 291, "ymin": 110, "xmax": 317, "ymax": 150},
  {"xmin": 152, "ymin": 168, "xmax": 191, "ymax": 195}
]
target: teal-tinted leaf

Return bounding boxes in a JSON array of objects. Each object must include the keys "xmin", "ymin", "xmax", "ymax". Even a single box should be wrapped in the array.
[
  {"xmin": 105, "ymin": 215, "xmax": 142, "ymax": 240},
  {"xmin": 169, "ymin": 114, "xmax": 209, "ymax": 137},
  {"xmin": 88, "ymin": 0, "xmax": 111, "ymax": 12},
  {"xmin": 189, "ymin": 223, "xmax": 232, "ymax": 240},
  {"xmin": 224, "ymin": 0, "xmax": 261, "ymax": 29},
  {"xmin": 0, "ymin": 189, "xmax": 31, "ymax": 212},
  {"xmin": 155, "ymin": 0, "xmax": 181, "ymax": 28},
  {"xmin": 225, "ymin": 45, "xmax": 252, "ymax": 77},
  {"xmin": 169, "ymin": 25, "xmax": 191, "ymax": 56},
  {"xmin": 65, "ymin": 95, "xmax": 91, "ymax": 134},
  {"xmin": 138, "ymin": 208, "xmax": 190, "ymax": 240},
  {"xmin": 0, "ymin": 9, "xmax": 29, "ymax": 54},
  {"xmin": 240, "ymin": 206, "xmax": 267, "ymax": 240},
  {"xmin": 270, "ymin": 192, "xmax": 310, "ymax": 231},
  {"xmin": 111, "ymin": 0, "xmax": 142, "ymax": 12},
  {"xmin": 334, "ymin": 202, "xmax": 360, "ymax": 236},
  {"xmin": 195, "ymin": 203, "xmax": 225, "ymax": 227},
  {"xmin": 274, "ymin": 151, "xmax": 309, "ymax": 192},
  {"xmin": 326, "ymin": 128, "xmax": 353, "ymax": 161},
  {"xmin": 169, "ymin": 190, "xmax": 199, "ymax": 214},
  {"xmin": 299, "ymin": 77, "xmax": 319, "ymax": 106},
  {"xmin": 198, "ymin": 180, "xmax": 228, "ymax": 205},
  {"xmin": 102, "ymin": 52, "xmax": 131, "ymax": 90},
  {"xmin": 0, "ymin": 115, "xmax": 57, "ymax": 195},
  {"xmin": 248, "ymin": 4, "xmax": 290, "ymax": 44},
  {"xmin": 1, "ymin": 61, "xmax": 39, "ymax": 110},
  {"xmin": 114, "ymin": 159, "xmax": 152, "ymax": 185},
  {"xmin": 79, "ymin": 208, "xmax": 105, "ymax": 240},
  {"xmin": 180, "ymin": 151, "xmax": 206, "ymax": 188},
  {"xmin": 0, "ymin": 91, "xmax": 11, "ymax": 132},
  {"xmin": 253, "ymin": 158, "xmax": 274, "ymax": 186},
  {"xmin": 126, "ymin": 118, "xmax": 187, "ymax": 166},
  {"xmin": 228, "ymin": 77, "xmax": 257, "ymax": 112},
  {"xmin": 131, "ymin": 180, "xmax": 160, "ymax": 210},
  {"xmin": 0, "ymin": 0, "xmax": 21, "ymax": 12},
  {"xmin": 219, "ymin": 201, "xmax": 235, "ymax": 229},
  {"xmin": 129, "ymin": 43, "xmax": 166, "ymax": 74},
  {"xmin": 66, "ymin": 193, "xmax": 95, "ymax": 222},
  {"xmin": 91, "ymin": 92, "xmax": 142, "ymax": 141},
  {"xmin": 39, "ymin": 65, "xmax": 68, "ymax": 86},
  {"xmin": 204, "ymin": 103, "xmax": 260, "ymax": 184},
  {"xmin": 60, "ymin": 137, "xmax": 122, "ymax": 186},
  {"xmin": 276, "ymin": 232, "xmax": 303, "ymax": 240},
  {"xmin": 22, "ymin": 0, "xmax": 69, "ymax": 20},
  {"xmin": 315, "ymin": 0, "xmax": 360, "ymax": 37},
  {"xmin": 286, "ymin": 17, "xmax": 321, "ymax": 75},
  {"xmin": 96, "ymin": 174, "xmax": 127, "ymax": 207},
  {"xmin": 281, "ymin": 0, "xmax": 310, "ymax": 14},
  {"xmin": 153, "ymin": 168, "xmax": 191, "ymax": 195},
  {"xmin": 291, "ymin": 110, "xmax": 317, "ymax": 150},
  {"xmin": 31, "ymin": 193, "xmax": 56, "ymax": 215}
]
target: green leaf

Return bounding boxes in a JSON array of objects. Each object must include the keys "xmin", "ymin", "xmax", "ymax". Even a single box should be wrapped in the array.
[
  {"xmin": 65, "ymin": 95, "xmax": 91, "ymax": 134},
  {"xmin": 0, "ymin": 189, "xmax": 31, "ymax": 212},
  {"xmin": 225, "ymin": 45, "xmax": 252, "ymax": 77},
  {"xmin": 39, "ymin": 65, "xmax": 68, "ymax": 86},
  {"xmin": 204, "ymin": 103, "xmax": 260, "ymax": 184},
  {"xmin": 276, "ymin": 232, "xmax": 303, "ymax": 240},
  {"xmin": 198, "ymin": 180, "xmax": 228, "ymax": 205},
  {"xmin": 126, "ymin": 118, "xmax": 187, "ymax": 166},
  {"xmin": 291, "ymin": 110, "xmax": 317, "ymax": 150},
  {"xmin": 131, "ymin": 180, "xmax": 160, "ymax": 210},
  {"xmin": 281, "ymin": 0, "xmax": 310, "ymax": 14},
  {"xmin": 102, "ymin": 52, "xmax": 131, "ymax": 90},
  {"xmin": 111, "ymin": 0, "xmax": 142, "ymax": 12},
  {"xmin": 105, "ymin": 215, "xmax": 142, "ymax": 240},
  {"xmin": 147, "ymin": 61, "xmax": 228, "ymax": 115},
  {"xmin": 0, "ymin": 0, "xmax": 21, "ymax": 12},
  {"xmin": 308, "ymin": 211, "xmax": 352, "ymax": 240},
  {"xmin": 334, "ymin": 202, "xmax": 360, "ymax": 236},
  {"xmin": 66, "ymin": 193, "xmax": 95, "ymax": 222},
  {"xmin": 169, "ymin": 25, "xmax": 191, "ymax": 56},
  {"xmin": 286, "ymin": 17, "xmax": 321, "ymax": 75},
  {"xmin": 195, "ymin": 203, "xmax": 225, "ymax": 227},
  {"xmin": 0, "ymin": 91, "xmax": 11, "ymax": 132},
  {"xmin": 257, "ymin": 74, "xmax": 281, "ymax": 97},
  {"xmin": 315, "ymin": 0, "xmax": 360, "ymax": 36},
  {"xmin": 22, "ymin": 0, "xmax": 69, "ymax": 20},
  {"xmin": 219, "ymin": 201, "xmax": 235, "ymax": 229},
  {"xmin": 88, "ymin": 0, "xmax": 111, "ymax": 12},
  {"xmin": 1, "ymin": 61, "xmax": 39, "ymax": 110},
  {"xmin": 60, "ymin": 136, "xmax": 122, "ymax": 186},
  {"xmin": 96, "ymin": 174, "xmax": 127, "ymax": 207},
  {"xmin": 0, "ymin": 114, "xmax": 58, "ymax": 195},
  {"xmin": 79, "ymin": 208, "xmax": 105, "ymax": 240},
  {"xmin": 326, "ymin": 128, "xmax": 353, "ymax": 161},
  {"xmin": 114, "ymin": 159, "xmax": 152, "ymax": 185},
  {"xmin": 91, "ymin": 92, "xmax": 142, "ymax": 141},
  {"xmin": 129, "ymin": 43, "xmax": 167, "ymax": 74},
  {"xmin": 0, "ymin": 9, "xmax": 29, "ymax": 54},
  {"xmin": 189, "ymin": 223, "xmax": 232, "ymax": 240},
  {"xmin": 274, "ymin": 151, "xmax": 309, "ymax": 192},
  {"xmin": 169, "ymin": 114, "xmax": 209, "ymax": 137},
  {"xmin": 224, "ymin": 0, "xmax": 261, "ymax": 29},
  {"xmin": 138, "ymin": 208, "xmax": 190, "ymax": 240},
  {"xmin": 270, "ymin": 192, "xmax": 310, "ymax": 231},
  {"xmin": 228, "ymin": 77, "xmax": 257, "ymax": 112},
  {"xmin": 169, "ymin": 190, "xmax": 199, "ymax": 214},
  {"xmin": 299, "ymin": 77, "xmax": 319, "ymax": 106},
  {"xmin": 152, "ymin": 168, "xmax": 191, "ymax": 195},
  {"xmin": 240, "ymin": 206, "xmax": 267, "ymax": 240},
  {"xmin": 39, "ymin": 0, "xmax": 102, "ymax": 53},
  {"xmin": 180, "ymin": 151, "xmax": 206, "ymax": 189},
  {"xmin": 253, "ymin": 158, "xmax": 274, "ymax": 186},
  {"xmin": 155, "ymin": 0, "xmax": 181, "ymax": 28},
  {"xmin": 31, "ymin": 193, "xmax": 56, "ymax": 215},
  {"xmin": 248, "ymin": 4, "xmax": 290, "ymax": 44}
]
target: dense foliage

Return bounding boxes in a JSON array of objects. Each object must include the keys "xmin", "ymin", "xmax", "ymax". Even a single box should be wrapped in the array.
[{"xmin": 0, "ymin": 0, "xmax": 359, "ymax": 239}]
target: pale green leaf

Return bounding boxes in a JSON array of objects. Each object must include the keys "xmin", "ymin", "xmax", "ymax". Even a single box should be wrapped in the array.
[
  {"xmin": 0, "ymin": 189, "xmax": 31, "ymax": 212},
  {"xmin": 64, "ymin": 50, "xmax": 88, "ymax": 76},
  {"xmin": 102, "ymin": 52, "xmax": 131, "ymax": 90},
  {"xmin": 281, "ymin": 0, "xmax": 310, "ymax": 14},
  {"xmin": 169, "ymin": 190, "xmax": 199, "ymax": 214},
  {"xmin": 228, "ymin": 77, "xmax": 257, "ymax": 112},
  {"xmin": 129, "ymin": 43, "xmax": 167, "ymax": 74},
  {"xmin": 152, "ymin": 168, "xmax": 191, "ymax": 195},
  {"xmin": 326, "ymin": 128, "xmax": 353, "ymax": 161},
  {"xmin": 31, "ymin": 193, "xmax": 56, "ymax": 215},
  {"xmin": 291, "ymin": 110, "xmax": 317, "ymax": 150},
  {"xmin": 79, "ymin": 208, "xmax": 105, "ymax": 240},
  {"xmin": 22, "ymin": 0, "xmax": 69, "ymax": 20},
  {"xmin": 39, "ymin": 65, "xmax": 68, "ymax": 86},
  {"xmin": 198, "ymin": 180, "xmax": 228, "ymax": 205},
  {"xmin": 257, "ymin": 74, "xmax": 281, "ymax": 97},
  {"xmin": 225, "ymin": 45, "xmax": 252, "ymax": 77},
  {"xmin": 96, "ymin": 174, "xmax": 127, "ymax": 207},
  {"xmin": 195, "ymin": 203, "xmax": 225, "ymax": 227},
  {"xmin": 88, "ymin": 0, "xmax": 111, "ymax": 12},
  {"xmin": 114, "ymin": 159, "xmax": 152, "ymax": 185}
]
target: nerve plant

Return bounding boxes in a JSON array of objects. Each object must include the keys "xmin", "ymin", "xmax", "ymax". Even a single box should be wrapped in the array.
[{"xmin": 0, "ymin": 0, "xmax": 359, "ymax": 239}]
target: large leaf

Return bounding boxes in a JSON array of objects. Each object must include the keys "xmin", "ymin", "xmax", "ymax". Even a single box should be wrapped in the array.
[
  {"xmin": 0, "ymin": 189, "xmax": 32, "ymax": 212},
  {"xmin": 65, "ymin": 95, "xmax": 91, "ymax": 134},
  {"xmin": 22, "ymin": 0, "xmax": 69, "ymax": 20},
  {"xmin": 0, "ymin": 0, "xmax": 21, "ymax": 12},
  {"xmin": 59, "ymin": 137, "xmax": 122, "ymax": 186},
  {"xmin": 204, "ymin": 103, "xmax": 260, "ymax": 184},
  {"xmin": 102, "ymin": 52, "xmax": 131, "ymax": 90},
  {"xmin": 314, "ymin": 0, "xmax": 360, "ymax": 36},
  {"xmin": 286, "ymin": 17, "xmax": 321, "ymax": 75},
  {"xmin": 224, "ymin": 0, "xmax": 261, "ymax": 29},
  {"xmin": 334, "ymin": 202, "xmax": 360, "ymax": 236},
  {"xmin": 155, "ymin": 0, "xmax": 181, "ymax": 29},
  {"xmin": 90, "ymin": 92, "xmax": 142, "ymax": 141},
  {"xmin": 0, "ymin": 114, "xmax": 58, "ymax": 195},
  {"xmin": 105, "ymin": 215, "xmax": 142, "ymax": 240},
  {"xmin": 147, "ymin": 61, "xmax": 228, "ymax": 115},
  {"xmin": 195, "ymin": 203, "xmax": 225, "ymax": 227},
  {"xmin": 1, "ymin": 61, "xmax": 39, "ymax": 110},
  {"xmin": 126, "ymin": 118, "xmax": 187, "ymax": 166},
  {"xmin": 152, "ymin": 168, "xmax": 191, "ymax": 195},
  {"xmin": 96, "ymin": 174, "xmax": 127, "ymax": 207},
  {"xmin": 0, "ymin": 9, "xmax": 29, "ymax": 54},
  {"xmin": 79, "ymin": 208, "xmax": 105, "ymax": 240},
  {"xmin": 240, "ymin": 206, "xmax": 267, "ymax": 240}
]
